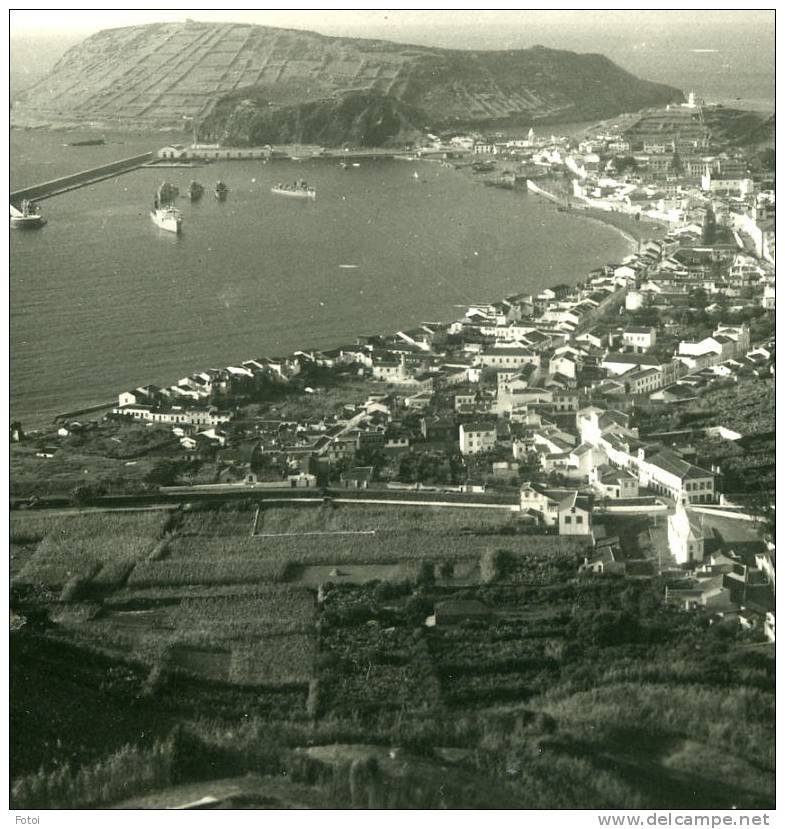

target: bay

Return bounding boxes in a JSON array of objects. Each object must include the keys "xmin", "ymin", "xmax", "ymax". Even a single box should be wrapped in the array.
[{"xmin": 10, "ymin": 152, "xmax": 631, "ymax": 426}]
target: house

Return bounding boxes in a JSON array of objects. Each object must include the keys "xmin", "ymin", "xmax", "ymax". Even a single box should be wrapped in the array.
[
  {"xmin": 459, "ymin": 422, "xmax": 497, "ymax": 456},
  {"xmin": 557, "ymin": 491, "xmax": 593, "ymax": 536},
  {"xmin": 579, "ymin": 546, "xmax": 626, "ymax": 575},
  {"xmin": 622, "ymin": 326, "xmax": 657, "ymax": 352},
  {"xmin": 157, "ymin": 144, "xmax": 187, "ymax": 159},
  {"xmin": 640, "ymin": 448, "xmax": 715, "ymax": 505},
  {"xmin": 340, "ymin": 466, "xmax": 374, "ymax": 489},
  {"xmin": 288, "ymin": 472, "xmax": 318, "ymax": 488},
  {"xmin": 548, "ymin": 353, "xmax": 578, "ymax": 379},
  {"xmin": 519, "ymin": 482, "xmax": 560, "ymax": 526},
  {"xmin": 601, "ymin": 352, "xmax": 663, "ymax": 377},
  {"xmin": 454, "ymin": 391, "xmax": 477, "ymax": 412},
  {"xmin": 623, "ymin": 366, "xmax": 663, "ymax": 395},
  {"xmin": 372, "ymin": 354, "xmax": 409, "ymax": 383},
  {"xmin": 551, "ymin": 390, "xmax": 580, "ymax": 412},
  {"xmin": 567, "ymin": 442, "xmax": 603, "ymax": 480},
  {"xmin": 667, "ymin": 507, "xmax": 705, "ymax": 565},
  {"xmin": 112, "ymin": 404, "xmax": 231, "ymax": 428},
  {"xmin": 666, "ymin": 575, "xmax": 737, "ymax": 611},
  {"xmin": 481, "ymin": 347, "xmax": 538, "ymax": 370},
  {"xmin": 591, "ymin": 464, "xmax": 639, "ymax": 498}
]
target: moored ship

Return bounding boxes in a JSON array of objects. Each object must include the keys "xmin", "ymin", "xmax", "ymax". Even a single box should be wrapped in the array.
[
  {"xmin": 150, "ymin": 184, "xmax": 182, "ymax": 233},
  {"xmin": 271, "ymin": 179, "xmax": 316, "ymax": 200},
  {"xmin": 10, "ymin": 200, "xmax": 46, "ymax": 228},
  {"xmin": 215, "ymin": 180, "xmax": 229, "ymax": 201},
  {"xmin": 188, "ymin": 180, "xmax": 205, "ymax": 201},
  {"xmin": 156, "ymin": 181, "xmax": 180, "ymax": 204},
  {"xmin": 150, "ymin": 203, "xmax": 182, "ymax": 234}
]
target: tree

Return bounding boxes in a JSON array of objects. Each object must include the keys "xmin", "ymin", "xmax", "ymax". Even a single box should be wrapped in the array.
[
  {"xmin": 702, "ymin": 205, "xmax": 717, "ymax": 245},
  {"xmin": 414, "ymin": 560, "xmax": 436, "ymax": 590},
  {"xmin": 70, "ymin": 482, "xmax": 107, "ymax": 506},
  {"xmin": 757, "ymin": 147, "xmax": 775, "ymax": 172},
  {"xmin": 145, "ymin": 459, "xmax": 182, "ymax": 488}
]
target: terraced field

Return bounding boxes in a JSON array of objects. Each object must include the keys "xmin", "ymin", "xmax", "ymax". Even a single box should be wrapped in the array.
[{"xmin": 14, "ymin": 21, "xmax": 680, "ymax": 131}]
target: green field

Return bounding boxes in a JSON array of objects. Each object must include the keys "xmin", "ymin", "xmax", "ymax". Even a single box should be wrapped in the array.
[
  {"xmin": 13, "ymin": 511, "xmax": 167, "ymax": 589},
  {"xmin": 10, "ymin": 502, "xmax": 774, "ymax": 809}
]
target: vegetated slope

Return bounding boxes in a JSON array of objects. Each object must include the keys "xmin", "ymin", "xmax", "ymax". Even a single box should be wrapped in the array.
[
  {"xmin": 201, "ymin": 92, "xmax": 428, "ymax": 147},
  {"xmin": 700, "ymin": 107, "xmax": 775, "ymax": 148},
  {"xmin": 12, "ymin": 20, "xmax": 682, "ymax": 140}
]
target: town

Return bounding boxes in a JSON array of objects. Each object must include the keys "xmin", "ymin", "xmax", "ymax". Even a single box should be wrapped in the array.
[{"xmin": 10, "ymin": 89, "xmax": 775, "ymax": 810}]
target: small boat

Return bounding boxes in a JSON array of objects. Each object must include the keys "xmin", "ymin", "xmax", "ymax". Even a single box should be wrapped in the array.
[
  {"xmin": 150, "ymin": 203, "xmax": 182, "ymax": 234},
  {"xmin": 271, "ymin": 179, "xmax": 316, "ymax": 200},
  {"xmin": 215, "ymin": 180, "xmax": 229, "ymax": 201},
  {"xmin": 412, "ymin": 171, "xmax": 419, "ymax": 180},
  {"xmin": 10, "ymin": 199, "xmax": 46, "ymax": 228},
  {"xmin": 187, "ymin": 180, "xmax": 204, "ymax": 201},
  {"xmin": 338, "ymin": 264, "xmax": 359, "ymax": 269}
]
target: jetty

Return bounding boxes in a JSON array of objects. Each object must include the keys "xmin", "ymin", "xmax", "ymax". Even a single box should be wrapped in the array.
[{"xmin": 10, "ymin": 151, "xmax": 154, "ymax": 208}]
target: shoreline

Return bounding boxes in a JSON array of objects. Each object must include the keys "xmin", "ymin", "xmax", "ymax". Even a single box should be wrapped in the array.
[
  {"xmin": 524, "ymin": 177, "xmax": 666, "ymax": 251},
  {"xmin": 12, "ymin": 158, "xmax": 640, "ymax": 430}
]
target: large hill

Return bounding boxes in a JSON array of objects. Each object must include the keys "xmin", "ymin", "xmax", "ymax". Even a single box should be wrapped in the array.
[{"xmin": 12, "ymin": 21, "xmax": 682, "ymax": 144}]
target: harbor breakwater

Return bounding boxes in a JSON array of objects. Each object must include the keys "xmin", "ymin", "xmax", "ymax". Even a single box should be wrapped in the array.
[{"xmin": 10, "ymin": 152, "xmax": 154, "ymax": 205}]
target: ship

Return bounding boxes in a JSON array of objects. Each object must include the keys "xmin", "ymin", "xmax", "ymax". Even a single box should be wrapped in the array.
[
  {"xmin": 10, "ymin": 200, "xmax": 46, "ymax": 228},
  {"xmin": 150, "ymin": 186, "xmax": 182, "ymax": 233},
  {"xmin": 150, "ymin": 203, "xmax": 182, "ymax": 234},
  {"xmin": 215, "ymin": 180, "xmax": 229, "ymax": 201},
  {"xmin": 271, "ymin": 179, "xmax": 316, "ymax": 200},
  {"xmin": 187, "ymin": 180, "xmax": 205, "ymax": 201},
  {"xmin": 156, "ymin": 181, "xmax": 179, "ymax": 204}
]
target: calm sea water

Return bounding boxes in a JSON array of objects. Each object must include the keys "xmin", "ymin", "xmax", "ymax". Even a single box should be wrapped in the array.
[{"xmin": 11, "ymin": 149, "xmax": 631, "ymax": 426}]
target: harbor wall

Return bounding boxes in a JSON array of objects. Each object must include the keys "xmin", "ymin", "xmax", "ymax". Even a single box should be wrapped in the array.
[
  {"xmin": 10, "ymin": 151, "xmax": 154, "ymax": 204},
  {"xmin": 526, "ymin": 178, "xmax": 566, "ymax": 204}
]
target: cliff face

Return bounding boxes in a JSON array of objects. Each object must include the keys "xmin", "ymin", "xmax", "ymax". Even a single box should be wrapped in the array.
[
  {"xmin": 201, "ymin": 92, "xmax": 427, "ymax": 147},
  {"xmin": 12, "ymin": 21, "xmax": 683, "ymax": 141}
]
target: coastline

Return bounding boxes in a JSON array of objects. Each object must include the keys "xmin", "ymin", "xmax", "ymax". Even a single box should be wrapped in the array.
[
  {"xmin": 524, "ymin": 176, "xmax": 666, "ymax": 252},
  {"xmin": 12, "ymin": 156, "xmax": 636, "ymax": 429},
  {"xmin": 558, "ymin": 205, "xmax": 665, "ymax": 252}
]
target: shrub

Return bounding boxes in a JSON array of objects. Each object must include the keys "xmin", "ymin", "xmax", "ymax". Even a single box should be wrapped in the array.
[
  {"xmin": 438, "ymin": 560, "xmax": 455, "ymax": 579},
  {"xmin": 415, "ymin": 560, "xmax": 436, "ymax": 590}
]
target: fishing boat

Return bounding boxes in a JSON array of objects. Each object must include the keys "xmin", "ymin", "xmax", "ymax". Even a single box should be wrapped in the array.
[
  {"xmin": 10, "ymin": 200, "xmax": 46, "ymax": 228},
  {"xmin": 271, "ymin": 179, "xmax": 316, "ymax": 200},
  {"xmin": 215, "ymin": 180, "xmax": 229, "ymax": 201},
  {"xmin": 187, "ymin": 180, "xmax": 204, "ymax": 201}
]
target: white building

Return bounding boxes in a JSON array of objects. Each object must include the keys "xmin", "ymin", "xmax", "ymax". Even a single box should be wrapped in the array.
[
  {"xmin": 622, "ymin": 326, "xmax": 657, "ymax": 352},
  {"xmin": 459, "ymin": 422, "xmax": 497, "ymax": 456},
  {"xmin": 668, "ymin": 507, "xmax": 705, "ymax": 564}
]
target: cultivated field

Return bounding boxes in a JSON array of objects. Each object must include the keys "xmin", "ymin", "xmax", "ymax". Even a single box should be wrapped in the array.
[{"xmin": 13, "ymin": 511, "xmax": 168, "ymax": 588}]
